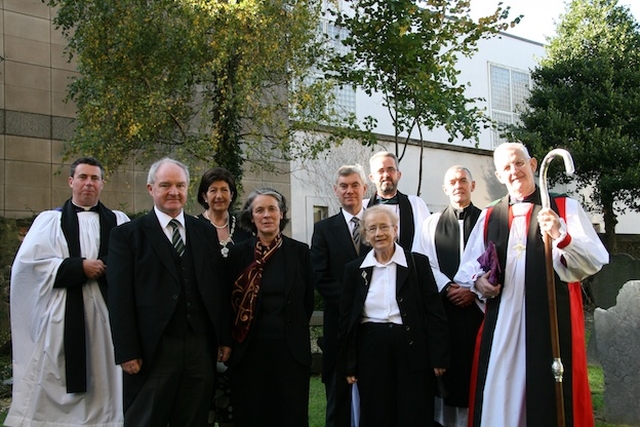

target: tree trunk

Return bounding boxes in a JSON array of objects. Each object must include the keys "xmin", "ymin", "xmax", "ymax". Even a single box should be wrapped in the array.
[{"xmin": 602, "ymin": 199, "xmax": 618, "ymax": 254}]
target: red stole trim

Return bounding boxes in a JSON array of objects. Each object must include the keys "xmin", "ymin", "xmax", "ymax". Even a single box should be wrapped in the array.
[
  {"xmin": 557, "ymin": 197, "xmax": 594, "ymax": 427},
  {"xmin": 470, "ymin": 196, "xmax": 593, "ymax": 426}
]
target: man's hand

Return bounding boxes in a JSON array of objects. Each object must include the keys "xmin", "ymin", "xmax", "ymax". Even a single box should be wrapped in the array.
[
  {"xmin": 121, "ymin": 358, "xmax": 143, "ymax": 375},
  {"xmin": 346, "ymin": 376, "xmax": 357, "ymax": 385},
  {"xmin": 82, "ymin": 259, "xmax": 106, "ymax": 280},
  {"xmin": 446, "ymin": 283, "xmax": 476, "ymax": 307},
  {"xmin": 474, "ymin": 271, "xmax": 501, "ymax": 300},
  {"xmin": 538, "ymin": 208, "xmax": 562, "ymax": 240},
  {"xmin": 218, "ymin": 346, "xmax": 231, "ymax": 362}
]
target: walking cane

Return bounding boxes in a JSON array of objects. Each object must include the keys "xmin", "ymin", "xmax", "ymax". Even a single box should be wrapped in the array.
[{"xmin": 539, "ymin": 148, "xmax": 574, "ymax": 427}]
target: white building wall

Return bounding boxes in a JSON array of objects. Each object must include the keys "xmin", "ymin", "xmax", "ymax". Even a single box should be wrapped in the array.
[
  {"xmin": 354, "ymin": 33, "xmax": 545, "ymax": 150},
  {"xmin": 290, "ymin": 31, "xmax": 635, "ymax": 244}
]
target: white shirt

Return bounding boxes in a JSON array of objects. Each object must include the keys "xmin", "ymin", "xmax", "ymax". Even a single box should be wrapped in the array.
[
  {"xmin": 359, "ymin": 243, "xmax": 407, "ymax": 324},
  {"xmin": 341, "ymin": 207, "xmax": 364, "ymax": 235},
  {"xmin": 154, "ymin": 207, "xmax": 186, "ymax": 244}
]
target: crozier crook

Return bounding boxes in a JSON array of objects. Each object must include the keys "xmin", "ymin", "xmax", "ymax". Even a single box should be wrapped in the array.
[{"xmin": 539, "ymin": 148, "xmax": 575, "ymax": 427}]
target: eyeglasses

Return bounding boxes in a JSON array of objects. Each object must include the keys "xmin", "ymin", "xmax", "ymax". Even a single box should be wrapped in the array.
[
  {"xmin": 365, "ymin": 224, "xmax": 393, "ymax": 234},
  {"xmin": 375, "ymin": 167, "xmax": 398, "ymax": 175}
]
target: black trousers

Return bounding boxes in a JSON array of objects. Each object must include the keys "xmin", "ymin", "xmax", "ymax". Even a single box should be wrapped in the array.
[
  {"xmin": 231, "ymin": 335, "xmax": 310, "ymax": 427},
  {"xmin": 356, "ymin": 322, "xmax": 434, "ymax": 427},
  {"xmin": 124, "ymin": 330, "xmax": 215, "ymax": 427}
]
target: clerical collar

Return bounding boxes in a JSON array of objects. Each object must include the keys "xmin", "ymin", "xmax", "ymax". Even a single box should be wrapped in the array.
[
  {"xmin": 376, "ymin": 194, "xmax": 399, "ymax": 205},
  {"xmin": 72, "ymin": 202, "xmax": 99, "ymax": 212},
  {"xmin": 509, "ymin": 192, "xmax": 536, "ymax": 205}
]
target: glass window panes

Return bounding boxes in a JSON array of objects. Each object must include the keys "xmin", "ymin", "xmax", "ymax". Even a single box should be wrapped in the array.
[
  {"xmin": 489, "ymin": 64, "xmax": 532, "ymax": 148},
  {"xmin": 490, "ymin": 65, "xmax": 511, "ymax": 112}
]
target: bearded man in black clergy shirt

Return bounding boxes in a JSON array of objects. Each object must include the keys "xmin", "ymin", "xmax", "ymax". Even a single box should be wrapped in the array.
[
  {"xmin": 364, "ymin": 151, "xmax": 431, "ymax": 252},
  {"xmin": 417, "ymin": 165, "xmax": 483, "ymax": 427}
]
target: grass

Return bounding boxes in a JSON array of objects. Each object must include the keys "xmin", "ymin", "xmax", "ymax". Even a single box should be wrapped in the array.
[
  {"xmin": 309, "ymin": 375, "xmax": 326, "ymax": 427},
  {"xmin": 0, "ymin": 365, "xmax": 631, "ymax": 426},
  {"xmin": 0, "ymin": 325, "xmax": 631, "ymax": 426}
]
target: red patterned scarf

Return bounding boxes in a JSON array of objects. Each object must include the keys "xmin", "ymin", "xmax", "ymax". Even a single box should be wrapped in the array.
[{"xmin": 231, "ymin": 234, "xmax": 283, "ymax": 342}]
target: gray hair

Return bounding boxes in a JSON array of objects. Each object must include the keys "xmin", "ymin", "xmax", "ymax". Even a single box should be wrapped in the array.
[
  {"xmin": 239, "ymin": 188, "xmax": 290, "ymax": 233},
  {"xmin": 335, "ymin": 164, "xmax": 367, "ymax": 186},
  {"xmin": 360, "ymin": 205, "xmax": 399, "ymax": 244},
  {"xmin": 493, "ymin": 142, "xmax": 532, "ymax": 169},
  {"xmin": 147, "ymin": 158, "xmax": 190, "ymax": 185},
  {"xmin": 369, "ymin": 151, "xmax": 399, "ymax": 172},
  {"xmin": 443, "ymin": 165, "xmax": 474, "ymax": 184}
]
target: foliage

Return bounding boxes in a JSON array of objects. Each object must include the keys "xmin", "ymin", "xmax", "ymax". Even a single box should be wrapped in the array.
[
  {"xmin": 47, "ymin": 0, "xmax": 374, "ymax": 181},
  {"xmin": 510, "ymin": 0, "xmax": 640, "ymax": 251},
  {"xmin": 325, "ymin": 0, "xmax": 520, "ymax": 193}
]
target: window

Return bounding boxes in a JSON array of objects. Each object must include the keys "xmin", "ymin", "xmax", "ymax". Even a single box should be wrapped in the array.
[
  {"xmin": 313, "ymin": 205, "xmax": 329, "ymax": 223},
  {"xmin": 489, "ymin": 64, "xmax": 532, "ymax": 147},
  {"xmin": 326, "ymin": 22, "xmax": 356, "ymax": 117},
  {"xmin": 318, "ymin": 20, "xmax": 356, "ymax": 118}
]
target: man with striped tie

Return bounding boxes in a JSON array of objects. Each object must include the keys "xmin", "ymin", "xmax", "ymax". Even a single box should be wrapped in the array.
[
  {"xmin": 108, "ymin": 158, "xmax": 229, "ymax": 426},
  {"xmin": 311, "ymin": 164, "xmax": 369, "ymax": 427}
]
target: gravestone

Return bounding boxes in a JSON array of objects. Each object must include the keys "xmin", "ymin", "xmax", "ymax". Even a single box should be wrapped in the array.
[
  {"xmin": 589, "ymin": 253, "xmax": 640, "ymax": 309},
  {"xmin": 594, "ymin": 280, "xmax": 640, "ymax": 426}
]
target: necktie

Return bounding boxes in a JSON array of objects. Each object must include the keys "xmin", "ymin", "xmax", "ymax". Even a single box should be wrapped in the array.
[
  {"xmin": 351, "ymin": 217, "xmax": 361, "ymax": 255},
  {"xmin": 169, "ymin": 219, "xmax": 185, "ymax": 257}
]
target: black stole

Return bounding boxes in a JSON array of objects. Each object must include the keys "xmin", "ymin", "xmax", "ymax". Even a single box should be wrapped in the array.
[
  {"xmin": 367, "ymin": 191, "xmax": 415, "ymax": 249},
  {"xmin": 57, "ymin": 199, "xmax": 117, "ymax": 393},
  {"xmin": 434, "ymin": 204, "xmax": 481, "ymax": 279},
  {"xmin": 434, "ymin": 203, "xmax": 482, "ymax": 406},
  {"xmin": 471, "ymin": 188, "xmax": 574, "ymax": 426}
]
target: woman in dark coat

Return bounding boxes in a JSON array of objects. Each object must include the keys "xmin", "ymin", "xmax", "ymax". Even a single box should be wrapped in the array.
[
  {"xmin": 338, "ymin": 205, "xmax": 450, "ymax": 427},
  {"xmin": 196, "ymin": 167, "xmax": 252, "ymax": 426},
  {"xmin": 227, "ymin": 188, "xmax": 314, "ymax": 427}
]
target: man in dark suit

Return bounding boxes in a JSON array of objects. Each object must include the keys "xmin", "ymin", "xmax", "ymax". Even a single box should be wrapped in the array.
[
  {"xmin": 311, "ymin": 164, "xmax": 368, "ymax": 427},
  {"xmin": 108, "ymin": 158, "xmax": 229, "ymax": 427}
]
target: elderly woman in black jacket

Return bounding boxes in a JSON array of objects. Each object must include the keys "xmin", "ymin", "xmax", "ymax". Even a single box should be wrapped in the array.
[{"xmin": 338, "ymin": 205, "xmax": 450, "ymax": 427}]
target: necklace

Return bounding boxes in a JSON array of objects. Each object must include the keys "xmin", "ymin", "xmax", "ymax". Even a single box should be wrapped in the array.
[
  {"xmin": 204, "ymin": 210, "xmax": 229, "ymax": 229},
  {"xmin": 511, "ymin": 204, "xmax": 530, "ymax": 260},
  {"xmin": 219, "ymin": 216, "xmax": 237, "ymax": 258}
]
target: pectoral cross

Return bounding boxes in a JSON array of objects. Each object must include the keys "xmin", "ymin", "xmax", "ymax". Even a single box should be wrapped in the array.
[{"xmin": 513, "ymin": 240, "xmax": 526, "ymax": 259}]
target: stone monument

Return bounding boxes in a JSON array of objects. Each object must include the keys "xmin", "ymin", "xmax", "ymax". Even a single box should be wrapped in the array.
[{"xmin": 594, "ymin": 280, "xmax": 640, "ymax": 426}]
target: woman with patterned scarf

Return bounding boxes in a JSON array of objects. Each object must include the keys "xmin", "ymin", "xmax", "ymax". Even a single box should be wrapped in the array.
[{"xmin": 226, "ymin": 188, "xmax": 314, "ymax": 427}]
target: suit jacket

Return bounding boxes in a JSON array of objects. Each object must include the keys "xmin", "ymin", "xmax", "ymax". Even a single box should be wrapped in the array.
[
  {"xmin": 337, "ymin": 250, "xmax": 449, "ymax": 376},
  {"xmin": 108, "ymin": 210, "xmax": 229, "ymax": 404},
  {"xmin": 310, "ymin": 211, "xmax": 369, "ymax": 379},
  {"xmin": 226, "ymin": 235, "xmax": 314, "ymax": 367}
]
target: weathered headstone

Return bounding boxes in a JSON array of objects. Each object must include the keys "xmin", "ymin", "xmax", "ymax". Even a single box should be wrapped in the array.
[
  {"xmin": 589, "ymin": 253, "xmax": 640, "ymax": 309},
  {"xmin": 594, "ymin": 280, "xmax": 640, "ymax": 426}
]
